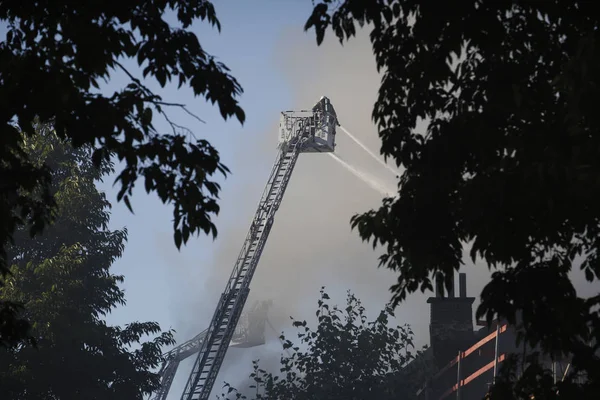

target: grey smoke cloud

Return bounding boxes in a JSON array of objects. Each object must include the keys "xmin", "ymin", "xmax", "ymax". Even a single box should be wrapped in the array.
[
  {"xmin": 159, "ymin": 20, "xmax": 599, "ymax": 399},
  {"xmin": 159, "ymin": 26, "xmax": 432, "ymax": 397}
]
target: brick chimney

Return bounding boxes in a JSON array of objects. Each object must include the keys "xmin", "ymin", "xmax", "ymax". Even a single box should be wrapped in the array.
[{"xmin": 427, "ymin": 272, "xmax": 475, "ymax": 368}]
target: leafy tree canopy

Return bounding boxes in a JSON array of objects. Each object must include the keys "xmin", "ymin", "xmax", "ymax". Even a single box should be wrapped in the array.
[
  {"xmin": 220, "ymin": 289, "xmax": 432, "ymax": 400},
  {"xmin": 0, "ymin": 124, "xmax": 175, "ymax": 398},
  {"xmin": 305, "ymin": 0, "xmax": 600, "ymax": 397},
  {"xmin": 0, "ymin": 0, "xmax": 245, "ymax": 277}
]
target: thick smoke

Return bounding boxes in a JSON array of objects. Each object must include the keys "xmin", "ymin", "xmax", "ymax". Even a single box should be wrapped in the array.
[
  {"xmin": 161, "ymin": 26, "xmax": 433, "ymax": 397},
  {"xmin": 160, "ymin": 21, "xmax": 598, "ymax": 399}
]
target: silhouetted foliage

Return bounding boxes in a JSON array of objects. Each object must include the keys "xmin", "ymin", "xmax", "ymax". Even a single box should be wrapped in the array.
[
  {"xmin": 306, "ymin": 1, "xmax": 600, "ymax": 398},
  {"xmin": 0, "ymin": 301, "xmax": 30, "ymax": 348},
  {"xmin": 0, "ymin": 0, "xmax": 245, "ymax": 278},
  {"xmin": 0, "ymin": 125, "xmax": 175, "ymax": 398},
  {"xmin": 219, "ymin": 289, "xmax": 430, "ymax": 400}
]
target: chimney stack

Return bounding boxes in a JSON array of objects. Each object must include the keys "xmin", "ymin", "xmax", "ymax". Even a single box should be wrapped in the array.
[
  {"xmin": 459, "ymin": 273, "xmax": 467, "ymax": 298},
  {"xmin": 448, "ymin": 273, "xmax": 455, "ymax": 298},
  {"xmin": 434, "ymin": 272, "xmax": 456, "ymax": 298},
  {"xmin": 435, "ymin": 274, "xmax": 443, "ymax": 297},
  {"xmin": 427, "ymin": 272, "xmax": 475, "ymax": 369}
]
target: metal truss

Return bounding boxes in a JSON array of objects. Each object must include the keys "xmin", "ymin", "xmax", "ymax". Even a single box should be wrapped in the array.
[{"xmin": 150, "ymin": 97, "xmax": 339, "ymax": 400}]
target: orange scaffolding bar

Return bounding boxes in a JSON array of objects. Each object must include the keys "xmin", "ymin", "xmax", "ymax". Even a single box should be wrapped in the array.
[
  {"xmin": 427, "ymin": 324, "xmax": 508, "ymax": 400},
  {"xmin": 464, "ymin": 324, "xmax": 507, "ymax": 358},
  {"xmin": 438, "ymin": 354, "xmax": 506, "ymax": 400},
  {"xmin": 433, "ymin": 324, "xmax": 507, "ymax": 382}
]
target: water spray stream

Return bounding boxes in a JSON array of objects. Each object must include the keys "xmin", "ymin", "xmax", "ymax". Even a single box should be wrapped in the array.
[
  {"xmin": 328, "ymin": 153, "xmax": 394, "ymax": 196},
  {"xmin": 339, "ymin": 126, "xmax": 398, "ymax": 177}
]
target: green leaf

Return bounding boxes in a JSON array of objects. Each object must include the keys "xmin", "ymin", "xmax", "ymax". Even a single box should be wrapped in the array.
[
  {"xmin": 174, "ymin": 229, "xmax": 182, "ymax": 249},
  {"xmin": 142, "ymin": 107, "xmax": 153, "ymax": 126},
  {"xmin": 0, "ymin": 130, "xmax": 172, "ymax": 395},
  {"xmin": 123, "ymin": 195, "xmax": 134, "ymax": 214}
]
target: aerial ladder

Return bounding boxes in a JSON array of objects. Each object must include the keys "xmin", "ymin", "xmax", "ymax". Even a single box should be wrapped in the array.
[
  {"xmin": 150, "ymin": 301, "xmax": 272, "ymax": 400},
  {"xmin": 150, "ymin": 97, "xmax": 339, "ymax": 400}
]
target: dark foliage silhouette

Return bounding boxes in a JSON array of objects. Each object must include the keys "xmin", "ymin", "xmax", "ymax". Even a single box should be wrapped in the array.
[
  {"xmin": 219, "ymin": 289, "xmax": 432, "ymax": 400},
  {"xmin": 0, "ymin": 0, "xmax": 243, "ymax": 346},
  {"xmin": 305, "ymin": 1, "xmax": 600, "ymax": 398},
  {"xmin": 0, "ymin": 0, "xmax": 244, "ymax": 273}
]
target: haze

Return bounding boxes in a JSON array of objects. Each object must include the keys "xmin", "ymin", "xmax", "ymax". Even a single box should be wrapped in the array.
[{"xmin": 94, "ymin": 3, "xmax": 597, "ymax": 398}]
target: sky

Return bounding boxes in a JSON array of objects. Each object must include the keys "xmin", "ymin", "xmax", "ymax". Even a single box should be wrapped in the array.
[
  {"xmin": 6, "ymin": 1, "xmax": 595, "ymax": 399},
  {"xmin": 92, "ymin": 2, "xmax": 519, "ymax": 398},
  {"xmin": 96, "ymin": 1, "xmax": 428, "ymax": 397}
]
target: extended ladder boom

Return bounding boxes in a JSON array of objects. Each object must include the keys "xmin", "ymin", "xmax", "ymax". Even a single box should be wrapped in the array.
[
  {"xmin": 178, "ymin": 97, "xmax": 339, "ymax": 400},
  {"xmin": 151, "ymin": 301, "xmax": 272, "ymax": 400},
  {"xmin": 180, "ymin": 140, "xmax": 302, "ymax": 400},
  {"xmin": 150, "ymin": 329, "xmax": 209, "ymax": 400}
]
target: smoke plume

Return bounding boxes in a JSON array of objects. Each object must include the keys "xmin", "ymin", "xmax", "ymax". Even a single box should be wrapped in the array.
[{"xmin": 152, "ymin": 18, "xmax": 600, "ymax": 399}]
